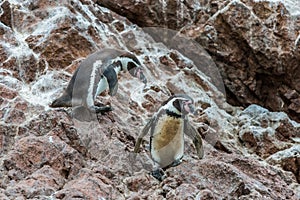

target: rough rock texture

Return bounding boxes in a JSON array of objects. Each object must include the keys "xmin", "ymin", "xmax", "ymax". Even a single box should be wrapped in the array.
[
  {"xmin": 97, "ymin": 0, "xmax": 300, "ymax": 123},
  {"xmin": 0, "ymin": 0, "xmax": 300, "ymax": 199}
]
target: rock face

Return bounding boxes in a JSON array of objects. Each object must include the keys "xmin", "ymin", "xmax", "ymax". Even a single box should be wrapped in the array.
[
  {"xmin": 0, "ymin": 0, "xmax": 300, "ymax": 199},
  {"xmin": 97, "ymin": 0, "xmax": 300, "ymax": 123}
]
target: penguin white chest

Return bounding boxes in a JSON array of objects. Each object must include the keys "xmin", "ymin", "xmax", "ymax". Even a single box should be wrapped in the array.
[
  {"xmin": 95, "ymin": 76, "xmax": 109, "ymax": 98},
  {"xmin": 86, "ymin": 75, "xmax": 109, "ymax": 108},
  {"xmin": 151, "ymin": 116, "xmax": 184, "ymax": 168}
]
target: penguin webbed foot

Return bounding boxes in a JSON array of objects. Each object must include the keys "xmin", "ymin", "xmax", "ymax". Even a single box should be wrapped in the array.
[
  {"xmin": 90, "ymin": 105, "xmax": 113, "ymax": 113},
  {"xmin": 151, "ymin": 168, "xmax": 166, "ymax": 181}
]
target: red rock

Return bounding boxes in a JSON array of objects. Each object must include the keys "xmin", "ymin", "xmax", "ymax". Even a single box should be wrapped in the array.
[
  {"xmin": 4, "ymin": 108, "xmax": 26, "ymax": 124},
  {"xmin": 167, "ymin": 153, "xmax": 297, "ymax": 199},
  {"xmin": 196, "ymin": 189, "xmax": 217, "ymax": 200},
  {"xmin": 5, "ymin": 165, "xmax": 65, "ymax": 199},
  {"xmin": 284, "ymin": 90, "xmax": 299, "ymax": 100},
  {"xmin": 0, "ymin": 84, "xmax": 18, "ymax": 99},
  {"xmin": 0, "ymin": 124, "xmax": 18, "ymax": 154},
  {"xmin": 237, "ymin": 105, "xmax": 299, "ymax": 158},
  {"xmin": 275, "ymin": 118, "xmax": 298, "ymax": 140},
  {"xmin": 267, "ymin": 145, "xmax": 300, "ymax": 183},
  {"xmin": 124, "ymin": 172, "xmax": 156, "ymax": 192},
  {"xmin": 55, "ymin": 168, "xmax": 122, "ymax": 199},
  {"xmin": 0, "ymin": 1, "xmax": 12, "ymax": 28},
  {"xmin": 289, "ymin": 98, "xmax": 300, "ymax": 113},
  {"xmin": 166, "ymin": 183, "xmax": 200, "ymax": 199},
  {"xmin": 97, "ymin": 0, "xmax": 300, "ymax": 123},
  {"xmin": 38, "ymin": 30, "xmax": 93, "ymax": 70},
  {"xmin": 3, "ymin": 135, "xmax": 84, "ymax": 180}
]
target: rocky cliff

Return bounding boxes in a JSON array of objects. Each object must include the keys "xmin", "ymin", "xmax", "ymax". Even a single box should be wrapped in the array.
[
  {"xmin": 98, "ymin": 0, "xmax": 300, "ymax": 123},
  {"xmin": 0, "ymin": 0, "xmax": 299, "ymax": 199}
]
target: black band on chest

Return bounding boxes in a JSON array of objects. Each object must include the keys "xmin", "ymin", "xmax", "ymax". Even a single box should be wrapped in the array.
[{"xmin": 166, "ymin": 110, "xmax": 182, "ymax": 118}]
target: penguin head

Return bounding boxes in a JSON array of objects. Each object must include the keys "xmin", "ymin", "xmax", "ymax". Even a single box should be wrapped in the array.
[
  {"xmin": 118, "ymin": 53, "xmax": 147, "ymax": 85},
  {"xmin": 162, "ymin": 94, "xmax": 195, "ymax": 116}
]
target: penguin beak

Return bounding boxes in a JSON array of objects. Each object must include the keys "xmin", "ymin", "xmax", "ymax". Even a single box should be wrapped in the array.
[
  {"xmin": 183, "ymin": 102, "xmax": 195, "ymax": 115},
  {"xmin": 135, "ymin": 68, "xmax": 147, "ymax": 86},
  {"xmin": 188, "ymin": 104, "xmax": 195, "ymax": 115},
  {"xmin": 139, "ymin": 72, "xmax": 147, "ymax": 85}
]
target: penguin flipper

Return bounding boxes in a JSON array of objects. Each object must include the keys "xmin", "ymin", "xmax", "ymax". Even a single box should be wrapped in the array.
[
  {"xmin": 184, "ymin": 119, "xmax": 204, "ymax": 159},
  {"xmin": 90, "ymin": 105, "xmax": 113, "ymax": 113},
  {"xmin": 134, "ymin": 116, "xmax": 156, "ymax": 153},
  {"xmin": 103, "ymin": 64, "xmax": 118, "ymax": 96},
  {"xmin": 109, "ymin": 81, "xmax": 118, "ymax": 96}
]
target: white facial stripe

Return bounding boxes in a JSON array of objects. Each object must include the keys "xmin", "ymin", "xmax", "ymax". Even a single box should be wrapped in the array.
[
  {"xmin": 114, "ymin": 65, "xmax": 122, "ymax": 74},
  {"xmin": 112, "ymin": 57, "xmax": 140, "ymax": 71},
  {"xmin": 161, "ymin": 98, "xmax": 181, "ymax": 115}
]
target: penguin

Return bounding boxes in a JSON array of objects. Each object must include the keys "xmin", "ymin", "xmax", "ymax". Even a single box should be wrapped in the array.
[
  {"xmin": 50, "ymin": 48, "xmax": 147, "ymax": 114},
  {"xmin": 134, "ymin": 94, "xmax": 204, "ymax": 181}
]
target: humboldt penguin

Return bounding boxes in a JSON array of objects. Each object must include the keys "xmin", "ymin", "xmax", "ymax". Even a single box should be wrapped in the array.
[
  {"xmin": 134, "ymin": 94, "xmax": 204, "ymax": 181},
  {"xmin": 50, "ymin": 48, "xmax": 147, "ymax": 114}
]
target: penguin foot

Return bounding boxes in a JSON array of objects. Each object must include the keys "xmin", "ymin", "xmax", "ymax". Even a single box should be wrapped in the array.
[
  {"xmin": 151, "ymin": 168, "xmax": 166, "ymax": 181},
  {"xmin": 90, "ymin": 105, "xmax": 113, "ymax": 113}
]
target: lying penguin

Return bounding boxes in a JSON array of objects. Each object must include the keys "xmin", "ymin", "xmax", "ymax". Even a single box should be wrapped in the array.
[
  {"xmin": 134, "ymin": 94, "xmax": 204, "ymax": 181},
  {"xmin": 50, "ymin": 48, "xmax": 147, "ymax": 116}
]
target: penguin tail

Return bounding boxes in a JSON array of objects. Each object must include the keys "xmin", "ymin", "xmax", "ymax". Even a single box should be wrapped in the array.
[{"xmin": 50, "ymin": 94, "xmax": 72, "ymax": 108}]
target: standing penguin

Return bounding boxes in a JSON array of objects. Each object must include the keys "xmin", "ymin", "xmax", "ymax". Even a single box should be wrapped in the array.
[
  {"xmin": 50, "ymin": 48, "xmax": 147, "ymax": 113},
  {"xmin": 134, "ymin": 94, "xmax": 204, "ymax": 181}
]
